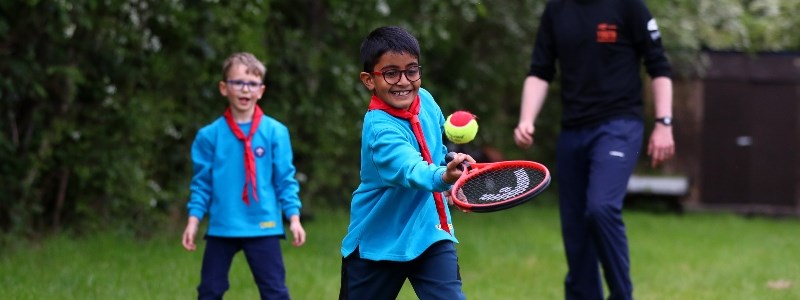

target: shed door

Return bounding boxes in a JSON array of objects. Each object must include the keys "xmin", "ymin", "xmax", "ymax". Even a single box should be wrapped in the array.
[{"xmin": 701, "ymin": 81, "xmax": 798, "ymax": 206}]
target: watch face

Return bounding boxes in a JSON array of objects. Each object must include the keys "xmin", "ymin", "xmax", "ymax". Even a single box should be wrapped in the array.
[{"xmin": 658, "ymin": 117, "xmax": 672, "ymax": 125}]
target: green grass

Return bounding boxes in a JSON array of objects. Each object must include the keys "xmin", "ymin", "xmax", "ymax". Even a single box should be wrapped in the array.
[{"xmin": 2, "ymin": 203, "xmax": 799, "ymax": 299}]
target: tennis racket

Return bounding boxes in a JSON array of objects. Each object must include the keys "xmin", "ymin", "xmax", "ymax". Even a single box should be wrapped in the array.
[{"xmin": 446, "ymin": 152, "xmax": 551, "ymax": 212}]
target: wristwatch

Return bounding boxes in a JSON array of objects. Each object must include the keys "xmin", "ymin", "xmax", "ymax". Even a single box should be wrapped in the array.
[{"xmin": 656, "ymin": 117, "xmax": 672, "ymax": 126}]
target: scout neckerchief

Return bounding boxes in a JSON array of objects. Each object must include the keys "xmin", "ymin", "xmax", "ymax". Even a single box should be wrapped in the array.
[
  {"xmin": 224, "ymin": 106, "xmax": 263, "ymax": 205},
  {"xmin": 367, "ymin": 95, "xmax": 451, "ymax": 235}
]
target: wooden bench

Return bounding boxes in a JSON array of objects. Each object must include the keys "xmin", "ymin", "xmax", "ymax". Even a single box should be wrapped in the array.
[{"xmin": 626, "ymin": 175, "xmax": 689, "ymax": 213}]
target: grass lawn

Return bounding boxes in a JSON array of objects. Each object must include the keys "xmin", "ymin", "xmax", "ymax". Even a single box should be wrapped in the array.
[{"xmin": 1, "ymin": 202, "xmax": 798, "ymax": 299}]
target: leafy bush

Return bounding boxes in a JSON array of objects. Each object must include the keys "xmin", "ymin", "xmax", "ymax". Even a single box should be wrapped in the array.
[{"xmin": 1, "ymin": 0, "xmax": 797, "ymax": 237}]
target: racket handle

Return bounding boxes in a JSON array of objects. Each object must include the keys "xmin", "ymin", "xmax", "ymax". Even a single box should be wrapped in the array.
[
  {"xmin": 445, "ymin": 152, "xmax": 456, "ymax": 162},
  {"xmin": 445, "ymin": 152, "xmax": 471, "ymax": 170}
]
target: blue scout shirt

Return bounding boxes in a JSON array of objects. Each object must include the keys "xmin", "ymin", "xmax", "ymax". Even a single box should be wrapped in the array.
[
  {"xmin": 188, "ymin": 114, "xmax": 301, "ymax": 237},
  {"xmin": 341, "ymin": 88, "xmax": 458, "ymax": 261}
]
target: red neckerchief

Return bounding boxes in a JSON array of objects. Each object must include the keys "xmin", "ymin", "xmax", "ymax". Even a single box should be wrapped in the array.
[
  {"xmin": 224, "ymin": 106, "xmax": 264, "ymax": 205},
  {"xmin": 367, "ymin": 95, "xmax": 451, "ymax": 235}
]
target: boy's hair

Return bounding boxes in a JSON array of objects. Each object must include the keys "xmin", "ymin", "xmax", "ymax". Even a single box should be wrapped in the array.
[
  {"xmin": 222, "ymin": 52, "xmax": 267, "ymax": 80},
  {"xmin": 360, "ymin": 26, "xmax": 421, "ymax": 72}
]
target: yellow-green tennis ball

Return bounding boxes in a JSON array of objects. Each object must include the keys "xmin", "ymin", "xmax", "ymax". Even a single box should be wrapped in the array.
[{"xmin": 444, "ymin": 111, "xmax": 478, "ymax": 144}]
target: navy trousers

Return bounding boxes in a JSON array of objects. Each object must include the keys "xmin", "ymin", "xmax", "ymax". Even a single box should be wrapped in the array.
[
  {"xmin": 557, "ymin": 118, "xmax": 642, "ymax": 300},
  {"xmin": 339, "ymin": 241, "xmax": 465, "ymax": 300},
  {"xmin": 197, "ymin": 236, "xmax": 289, "ymax": 300}
]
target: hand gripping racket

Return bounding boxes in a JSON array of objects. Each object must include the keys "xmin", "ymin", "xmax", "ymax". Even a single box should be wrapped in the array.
[{"xmin": 446, "ymin": 152, "xmax": 551, "ymax": 212}]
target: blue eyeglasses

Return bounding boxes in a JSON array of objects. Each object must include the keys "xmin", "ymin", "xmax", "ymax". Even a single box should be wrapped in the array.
[{"xmin": 225, "ymin": 80, "xmax": 263, "ymax": 91}]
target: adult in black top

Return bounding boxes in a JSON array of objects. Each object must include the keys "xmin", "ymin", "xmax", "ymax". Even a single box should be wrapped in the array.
[{"xmin": 513, "ymin": 1, "xmax": 675, "ymax": 299}]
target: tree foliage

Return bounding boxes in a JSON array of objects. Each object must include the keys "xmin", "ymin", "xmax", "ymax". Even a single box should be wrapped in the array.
[
  {"xmin": 649, "ymin": 0, "xmax": 800, "ymax": 75},
  {"xmin": 1, "ymin": 0, "xmax": 797, "ymax": 237}
]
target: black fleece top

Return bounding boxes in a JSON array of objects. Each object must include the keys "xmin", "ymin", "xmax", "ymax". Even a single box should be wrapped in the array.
[{"xmin": 528, "ymin": 0, "xmax": 672, "ymax": 128}]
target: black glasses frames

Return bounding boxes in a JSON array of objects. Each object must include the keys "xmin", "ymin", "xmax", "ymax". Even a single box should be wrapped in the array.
[{"xmin": 371, "ymin": 66, "xmax": 422, "ymax": 85}]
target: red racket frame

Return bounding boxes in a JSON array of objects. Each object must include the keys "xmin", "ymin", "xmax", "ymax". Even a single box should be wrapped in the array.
[{"xmin": 449, "ymin": 160, "xmax": 551, "ymax": 213}]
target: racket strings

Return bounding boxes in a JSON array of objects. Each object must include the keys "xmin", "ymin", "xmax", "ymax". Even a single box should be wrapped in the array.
[{"xmin": 455, "ymin": 166, "xmax": 547, "ymax": 204}]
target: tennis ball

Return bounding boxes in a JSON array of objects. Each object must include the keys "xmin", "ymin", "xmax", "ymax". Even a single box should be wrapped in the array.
[{"xmin": 444, "ymin": 111, "xmax": 478, "ymax": 144}]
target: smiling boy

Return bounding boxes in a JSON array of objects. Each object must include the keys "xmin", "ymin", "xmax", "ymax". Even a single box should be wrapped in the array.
[
  {"xmin": 182, "ymin": 52, "xmax": 306, "ymax": 300},
  {"xmin": 338, "ymin": 26, "xmax": 475, "ymax": 300}
]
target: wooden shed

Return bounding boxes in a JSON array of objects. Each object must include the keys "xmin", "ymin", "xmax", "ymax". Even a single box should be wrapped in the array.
[{"xmin": 671, "ymin": 51, "xmax": 800, "ymax": 216}]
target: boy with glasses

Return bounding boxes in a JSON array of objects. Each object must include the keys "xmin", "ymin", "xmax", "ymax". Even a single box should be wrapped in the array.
[
  {"xmin": 338, "ymin": 25, "xmax": 475, "ymax": 300},
  {"xmin": 182, "ymin": 52, "xmax": 306, "ymax": 300}
]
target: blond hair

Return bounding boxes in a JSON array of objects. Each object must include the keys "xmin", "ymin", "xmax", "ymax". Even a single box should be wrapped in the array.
[{"xmin": 222, "ymin": 52, "xmax": 267, "ymax": 80}]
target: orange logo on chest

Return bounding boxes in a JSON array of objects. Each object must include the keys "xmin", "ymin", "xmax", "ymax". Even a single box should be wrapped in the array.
[{"xmin": 597, "ymin": 23, "xmax": 617, "ymax": 43}]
